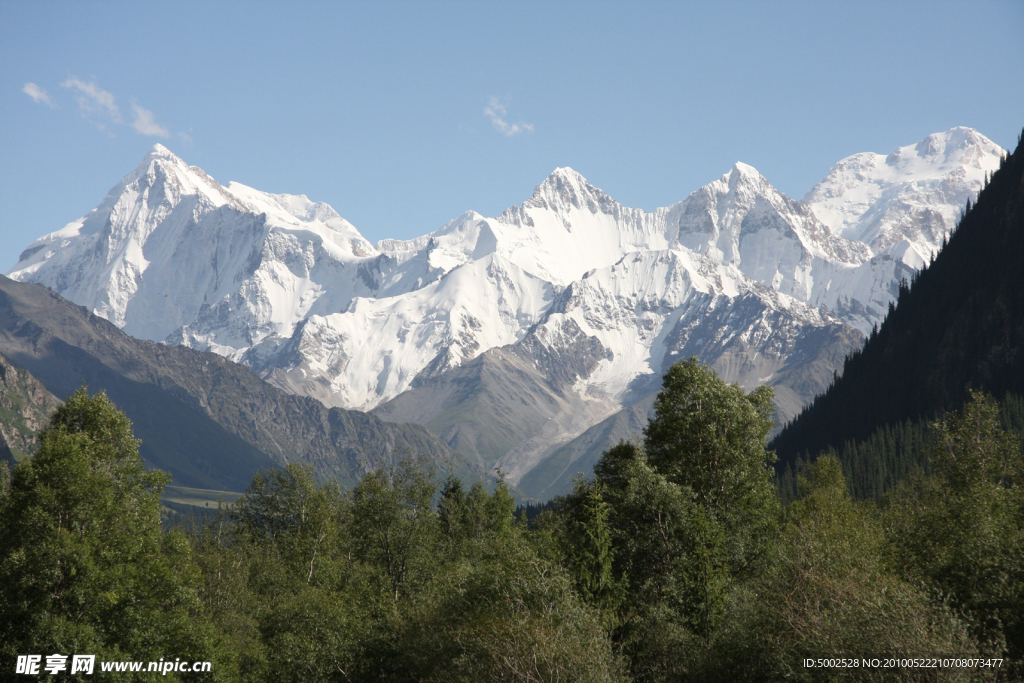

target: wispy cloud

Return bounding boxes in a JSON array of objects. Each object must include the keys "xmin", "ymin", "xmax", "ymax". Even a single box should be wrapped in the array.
[
  {"xmin": 22, "ymin": 82, "xmax": 55, "ymax": 107},
  {"xmin": 57, "ymin": 78, "xmax": 174, "ymax": 139},
  {"xmin": 131, "ymin": 104, "xmax": 169, "ymax": 138},
  {"xmin": 484, "ymin": 97, "xmax": 534, "ymax": 137},
  {"xmin": 61, "ymin": 77, "xmax": 121, "ymax": 124}
]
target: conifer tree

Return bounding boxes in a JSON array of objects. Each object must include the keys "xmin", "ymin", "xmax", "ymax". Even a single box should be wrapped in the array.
[{"xmin": 563, "ymin": 479, "xmax": 623, "ymax": 628}]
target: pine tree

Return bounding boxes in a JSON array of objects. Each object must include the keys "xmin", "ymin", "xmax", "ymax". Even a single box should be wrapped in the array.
[{"xmin": 563, "ymin": 479, "xmax": 623, "ymax": 629}]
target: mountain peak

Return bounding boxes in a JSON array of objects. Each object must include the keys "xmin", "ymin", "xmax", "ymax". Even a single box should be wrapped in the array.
[
  {"xmin": 931, "ymin": 126, "xmax": 989, "ymax": 149},
  {"xmin": 125, "ymin": 145, "xmax": 235, "ymax": 206},
  {"xmin": 550, "ymin": 166, "xmax": 585, "ymax": 179},
  {"xmin": 126, "ymin": 144, "xmax": 189, "ymax": 182},
  {"xmin": 149, "ymin": 142, "xmax": 175, "ymax": 156},
  {"xmin": 538, "ymin": 166, "xmax": 590, "ymax": 191},
  {"xmin": 886, "ymin": 127, "xmax": 1002, "ymax": 167},
  {"xmin": 142, "ymin": 143, "xmax": 184, "ymax": 166},
  {"xmin": 806, "ymin": 127, "xmax": 1005, "ymax": 249},
  {"xmin": 725, "ymin": 162, "xmax": 767, "ymax": 186},
  {"xmin": 717, "ymin": 161, "xmax": 771, "ymax": 195},
  {"xmin": 524, "ymin": 166, "xmax": 618, "ymax": 214},
  {"xmin": 731, "ymin": 161, "xmax": 761, "ymax": 177}
]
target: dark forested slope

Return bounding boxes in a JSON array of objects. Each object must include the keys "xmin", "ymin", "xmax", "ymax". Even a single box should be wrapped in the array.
[{"xmin": 772, "ymin": 129, "xmax": 1024, "ymax": 466}]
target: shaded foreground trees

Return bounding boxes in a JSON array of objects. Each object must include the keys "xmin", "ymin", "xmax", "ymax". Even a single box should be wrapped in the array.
[
  {"xmin": 197, "ymin": 463, "xmax": 622, "ymax": 682},
  {"xmin": 0, "ymin": 389, "xmax": 218, "ymax": 680},
  {"xmin": 547, "ymin": 360, "xmax": 1017, "ymax": 681},
  {"xmin": 885, "ymin": 392, "xmax": 1024, "ymax": 667},
  {"xmin": 2, "ymin": 365, "xmax": 1021, "ymax": 681}
]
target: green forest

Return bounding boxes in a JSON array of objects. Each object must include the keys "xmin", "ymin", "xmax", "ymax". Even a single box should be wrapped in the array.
[{"xmin": 2, "ymin": 361, "xmax": 1021, "ymax": 681}]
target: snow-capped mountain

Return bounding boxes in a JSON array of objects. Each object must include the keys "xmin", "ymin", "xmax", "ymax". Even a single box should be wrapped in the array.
[
  {"xmin": 806, "ymin": 127, "xmax": 1003, "ymax": 260},
  {"xmin": 11, "ymin": 145, "xmax": 379, "ymax": 347},
  {"xmin": 8, "ymin": 129, "xmax": 1004, "ymax": 488}
]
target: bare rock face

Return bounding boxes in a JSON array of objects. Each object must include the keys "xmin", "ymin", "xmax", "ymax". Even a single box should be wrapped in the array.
[{"xmin": 0, "ymin": 354, "xmax": 61, "ymax": 463}]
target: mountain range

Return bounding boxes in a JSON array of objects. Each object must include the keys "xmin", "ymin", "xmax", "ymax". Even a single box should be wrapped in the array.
[
  {"xmin": 0, "ymin": 276, "xmax": 466, "ymax": 492},
  {"xmin": 8, "ymin": 127, "xmax": 1004, "ymax": 498}
]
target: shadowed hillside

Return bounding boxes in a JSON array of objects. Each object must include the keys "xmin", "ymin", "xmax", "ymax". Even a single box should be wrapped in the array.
[{"xmin": 772, "ymin": 128, "xmax": 1024, "ymax": 471}]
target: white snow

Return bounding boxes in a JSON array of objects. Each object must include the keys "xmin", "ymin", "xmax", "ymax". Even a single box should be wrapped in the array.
[
  {"xmin": 8, "ymin": 129, "xmax": 1005, "ymax": 418},
  {"xmin": 805, "ymin": 127, "xmax": 1003, "ymax": 256}
]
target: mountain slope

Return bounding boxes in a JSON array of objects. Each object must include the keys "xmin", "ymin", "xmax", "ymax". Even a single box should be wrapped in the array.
[
  {"xmin": 0, "ymin": 353, "xmax": 61, "ymax": 465},
  {"xmin": 374, "ymin": 248, "xmax": 865, "ymax": 487},
  {"xmin": 373, "ymin": 316, "xmax": 619, "ymax": 481},
  {"xmin": 772, "ymin": 130, "xmax": 1022, "ymax": 465},
  {"xmin": 515, "ymin": 390, "xmax": 657, "ymax": 500},
  {"xmin": 0, "ymin": 276, "xmax": 470, "ymax": 491}
]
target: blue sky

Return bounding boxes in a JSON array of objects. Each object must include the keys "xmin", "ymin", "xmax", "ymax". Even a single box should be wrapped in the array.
[{"xmin": 2, "ymin": 0, "xmax": 1023, "ymax": 271}]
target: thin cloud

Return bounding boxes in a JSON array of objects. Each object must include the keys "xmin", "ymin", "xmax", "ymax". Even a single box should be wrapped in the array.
[
  {"xmin": 61, "ymin": 77, "xmax": 121, "ymax": 123},
  {"xmin": 132, "ymin": 104, "xmax": 169, "ymax": 137},
  {"xmin": 484, "ymin": 97, "xmax": 534, "ymax": 137},
  {"xmin": 22, "ymin": 82, "xmax": 55, "ymax": 107}
]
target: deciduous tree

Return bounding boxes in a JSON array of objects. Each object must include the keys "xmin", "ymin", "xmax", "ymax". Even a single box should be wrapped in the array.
[{"xmin": 0, "ymin": 388, "xmax": 217, "ymax": 678}]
